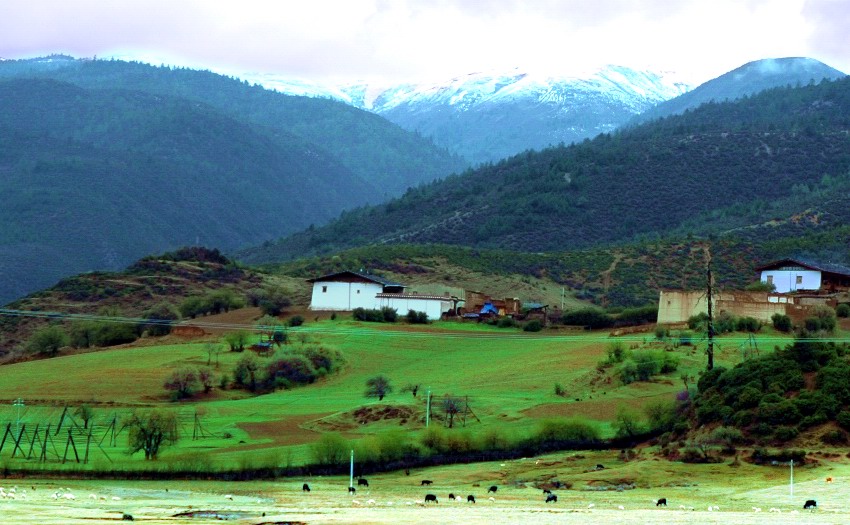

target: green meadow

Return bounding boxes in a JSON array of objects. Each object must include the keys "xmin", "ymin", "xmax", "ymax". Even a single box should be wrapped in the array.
[{"xmin": 0, "ymin": 318, "xmax": 797, "ymax": 472}]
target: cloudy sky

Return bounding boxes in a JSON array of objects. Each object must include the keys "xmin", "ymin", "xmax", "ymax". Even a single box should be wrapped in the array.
[{"xmin": 1, "ymin": 0, "xmax": 847, "ymax": 85}]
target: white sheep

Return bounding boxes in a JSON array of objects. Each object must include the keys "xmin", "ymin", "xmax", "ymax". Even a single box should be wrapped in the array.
[{"xmin": 752, "ymin": 507, "xmax": 762, "ymax": 512}]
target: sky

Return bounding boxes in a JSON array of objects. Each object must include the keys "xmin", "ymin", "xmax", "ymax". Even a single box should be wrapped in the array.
[{"xmin": 1, "ymin": 0, "xmax": 848, "ymax": 86}]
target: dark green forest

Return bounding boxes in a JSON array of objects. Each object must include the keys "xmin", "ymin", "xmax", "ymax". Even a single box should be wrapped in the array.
[
  {"xmin": 0, "ymin": 56, "xmax": 466, "ymax": 196},
  {"xmin": 241, "ymin": 76, "xmax": 850, "ymax": 267}
]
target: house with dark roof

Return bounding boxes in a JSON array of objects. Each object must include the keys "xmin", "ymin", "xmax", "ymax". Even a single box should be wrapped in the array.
[
  {"xmin": 307, "ymin": 271, "xmax": 405, "ymax": 311},
  {"xmin": 757, "ymin": 259, "xmax": 850, "ymax": 294}
]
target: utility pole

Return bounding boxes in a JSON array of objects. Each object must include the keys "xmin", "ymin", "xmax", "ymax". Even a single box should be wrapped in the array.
[
  {"xmin": 705, "ymin": 246, "xmax": 715, "ymax": 371},
  {"xmin": 426, "ymin": 387, "xmax": 431, "ymax": 427},
  {"xmin": 349, "ymin": 450, "xmax": 354, "ymax": 491},
  {"xmin": 13, "ymin": 398, "xmax": 24, "ymax": 438},
  {"xmin": 790, "ymin": 459, "xmax": 794, "ymax": 497}
]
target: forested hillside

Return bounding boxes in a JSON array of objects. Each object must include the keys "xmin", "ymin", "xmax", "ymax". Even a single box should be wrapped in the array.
[
  {"xmin": 0, "ymin": 56, "xmax": 467, "ymax": 196},
  {"xmin": 0, "ymin": 57, "xmax": 467, "ymax": 305},
  {"xmin": 242, "ymin": 76, "xmax": 850, "ymax": 264}
]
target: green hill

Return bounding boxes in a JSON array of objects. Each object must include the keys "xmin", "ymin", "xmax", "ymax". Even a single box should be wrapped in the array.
[{"xmin": 239, "ymin": 76, "xmax": 850, "ymax": 265}]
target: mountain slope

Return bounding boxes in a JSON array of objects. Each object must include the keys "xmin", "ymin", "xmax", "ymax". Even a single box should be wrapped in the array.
[
  {"xmin": 0, "ymin": 78, "xmax": 377, "ymax": 304},
  {"xmin": 239, "ymin": 76, "xmax": 850, "ymax": 265},
  {"xmin": 633, "ymin": 57, "xmax": 846, "ymax": 125},
  {"xmin": 0, "ymin": 56, "xmax": 467, "ymax": 197}
]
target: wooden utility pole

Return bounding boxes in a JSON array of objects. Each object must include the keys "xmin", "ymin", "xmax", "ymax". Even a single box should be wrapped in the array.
[{"xmin": 705, "ymin": 246, "xmax": 715, "ymax": 371}]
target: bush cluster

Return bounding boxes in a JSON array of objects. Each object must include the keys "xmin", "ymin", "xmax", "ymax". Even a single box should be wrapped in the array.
[
  {"xmin": 179, "ymin": 289, "xmax": 245, "ymax": 318},
  {"xmin": 352, "ymin": 307, "xmax": 398, "ymax": 322},
  {"xmin": 695, "ymin": 338, "xmax": 850, "ymax": 443},
  {"xmin": 231, "ymin": 345, "xmax": 344, "ymax": 393},
  {"xmin": 406, "ymin": 310, "xmax": 429, "ymax": 324}
]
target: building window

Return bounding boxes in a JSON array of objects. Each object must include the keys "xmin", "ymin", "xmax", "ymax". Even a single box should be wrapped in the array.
[
  {"xmin": 796, "ymin": 275, "xmax": 803, "ymax": 285},
  {"xmin": 322, "ymin": 286, "xmax": 327, "ymax": 293},
  {"xmin": 356, "ymin": 290, "xmax": 360, "ymax": 294},
  {"xmin": 766, "ymin": 275, "xmax": 773, "ymax": 284}
]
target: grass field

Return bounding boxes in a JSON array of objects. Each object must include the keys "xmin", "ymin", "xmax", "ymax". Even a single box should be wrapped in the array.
[{"xmin": 0, "ymin": 315, "xmax": 801, "ymax": 471}]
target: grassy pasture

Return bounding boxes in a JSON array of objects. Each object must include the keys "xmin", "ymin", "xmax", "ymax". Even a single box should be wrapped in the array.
[{"xmin": 0, "ymin": 319, "xmax": 794, "ymax": 470}]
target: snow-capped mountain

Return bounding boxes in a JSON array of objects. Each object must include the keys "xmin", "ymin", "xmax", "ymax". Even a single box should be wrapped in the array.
[{"xmin": 242, "ymin": 66, "xmax": 692, "ymax": 164}]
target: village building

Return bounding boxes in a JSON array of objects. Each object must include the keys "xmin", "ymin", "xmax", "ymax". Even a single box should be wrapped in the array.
[
  {"xmin": 376, "ymin": 293, "xmax": 457, "ymax": 320},
  {"xmin": 757, "ymin": 259, "xmax": 850, "ymax": 294},
  {"xmin": 307, "ymin": 271, "xmax": 405, "ymax": 311},
  {"xmin": 658, "ymin": 258, "xmax": 850, "ymax": 325}
]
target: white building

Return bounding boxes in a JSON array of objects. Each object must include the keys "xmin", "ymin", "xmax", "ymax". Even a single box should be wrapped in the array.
[
  {"xmin": 307, "ymin": 271, "xmax": 405, "ymax": 311},
  {"xmin": 376, "ymin": 293, "xmax": 456, "ymax": 320},
  {"xmin": 757, "ymin": 259, "xmax": 850, "ymax": 294}
]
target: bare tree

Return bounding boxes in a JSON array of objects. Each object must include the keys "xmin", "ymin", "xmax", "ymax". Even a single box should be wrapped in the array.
[
  {"xmin": 365, "ymin": 375, "xmax": 393, "ymax": 401},
  {"xmin": 74, "ymin": 404, "xmax": 95, "ymax": 429},
  {"xmin": 126, "ymin": 410, "xmax": 178, "ymax": 460},
  {"xmin": 443, "ymin": 395, "xmax": 463, "ymax": 428}
]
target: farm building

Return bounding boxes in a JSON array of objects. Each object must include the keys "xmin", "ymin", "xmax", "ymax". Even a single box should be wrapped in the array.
[
  {"xmin": 307, "ymin": 271, "xmax": 405, "ymax": 311},
  {"xmin": 757, "ymin": 259, "xmax": 850, "ymax": 293},
  {"xmin": 463, "ymin": 291, "xmax": 521, "ymax": 316},
  {"xmin": 657, "ymin": 289, "xmax": 836, "ymax": 325},
  {"xmin": 376, "ymin": 293, "xmax": 458, "ymax": 320}
]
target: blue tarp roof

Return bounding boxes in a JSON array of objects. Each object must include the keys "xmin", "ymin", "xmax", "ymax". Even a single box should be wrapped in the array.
[{"xmin": 480, "ymin": 302, "xmax": 499, "ymax": 314}]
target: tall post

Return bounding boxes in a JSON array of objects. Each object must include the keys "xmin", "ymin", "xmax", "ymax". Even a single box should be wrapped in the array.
[
  {"xmin": 426, "ymin": 388, "xmax": 431, "ymax": 428},
  {"xmin": 13, "ymin": 398, "xmax": 24, "ymax": 438},
  {"xmin": 349, "ymin": 450, "xmax": 354, "ymax": 491},
  {"xmin": 705, "ymin": 247, "xmax": 715, "ymax": 371}
]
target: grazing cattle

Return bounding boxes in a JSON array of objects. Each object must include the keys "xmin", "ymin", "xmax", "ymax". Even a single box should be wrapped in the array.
[
  {"xmin": 656, "ymin": 498, "xmax": 667, "ymax": 507},
  {"xmin": 467, "ymin": 495, "xmax": 476, "ymax": 503},
  {"xmin": 595, "ymin": 464, "xmax": 605, "ymax": 470},
  {"xmin": 804, "ymin": 499, "xmax": 817, "ymax": 509},
  {"xmin": 546, "ymin": 494, "xmax": 558, "ymax": 503},
  {"xmin": 542, "ymin": 489, "xmax": 552, "ymax": 494},
  {"xmin": 302, "ymin": 483, "xmax": 310, "ymax": 492},
  {"xmin": 487, "ymin": 485, "xmax": 498, "ymax": 493},
  {"xmin": 421, "ymin": 480, "xmax": 433, "ymax": 486},
  {"xmin": 405, "ymin": 469, "xmax": 410, "ymax": 476},
  {"xmin": 348, "ymin": 487, "xmax": 356, "ymax": 494},
  {"xmin": 425, "ymin": 494, "xmax": 438, "ymax": 504},
  {"xmin": 449, "ymin": 493, "xmax": 456, "ymax": 500},
  {"xmin": 122, "ymin": 515, "xmax": 134, "ymax": 522},
  {"xmin": 357, "ymin": 478, "xmax": 369, "ymax": 487}
]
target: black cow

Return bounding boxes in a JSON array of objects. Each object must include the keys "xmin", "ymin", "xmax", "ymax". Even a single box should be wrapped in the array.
[
  {"xmin": 542, "ymin": 489, "xmax": 552, "ymax": 494},
  {"xmin": 302, "ymin": 483, "xmax": 310, "ymax": 492},
  {"xmin": 467, "ymin": 495, "xmax": 476, "ymax": 503},
  {"xmin": 656, "ymin": 498, "xmax": 667, "ymax": 507},
  {"xmin": 348, "ymin": 487, "xmax": 356, "ymax": 494},
  {"xmin": 488, "ymin": 485, "xmax": 498, "ymax": 494},
  {"xmin": 421, "ymin": 479, "xmax": 433, "ymax": 486},
  {"xmin": 357, "ymin": 478, "xmax": 369, "ymax": 487},
  {"xmin": 425, "ymin": 494, "xmax": 438, "ymax": 504},
  {"xmin": 804, "ymin": 499, "xmax": 817, "ymax": 509},
  {"xmin": 595, "ymin": 464, "xmax": 605, "ymax": 470},
  {"xmin": 449, "ymin": 493, "xmax": 456, "ymax": 500},
  {"xmin": 546, "ymin": 494, "xmax": 558, "ymax": 503}
]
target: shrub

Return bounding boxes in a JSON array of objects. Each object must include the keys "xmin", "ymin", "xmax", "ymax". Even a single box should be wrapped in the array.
[
  {"xmin": 773, "ymin": 426, "xmax": 799, "ymax": 443},
  {"xmin": 140, "ymin": 302, "xmax": 180, "ymax": 336},
  {"xmin": 164, "ymin": 368, "xmax": 200, "ymax": 400},
  {"xmin": 233, "ymin": 354, "xmax": 262, "ymax": 391},
  {"xmin": 837, "ymin": 411, "xmax": 850, "ymax": 431},
  {"xmin": 310, "ymin": 433, "xmax": 348, "ymax": 466},
  {"xmin": 605, "ymin": 342, "xmax": 627, "ymax": 364},
  {"xmin": 352, "ymin": 308, "xmax": 385, "ymax": 322},
  {"xmin": 381, "ymin": 307, "xmax": 398, "ymax": 323},
  {"xmin": 619, "ymin": 359, "xmax": 638, "ymax": 384},
  {"xmin": 287, "ymin": 315, "xmax": 304, "ymax": 327},
  {"xmin": 406, "ymin": 310, "xmax": 429, "ymax": 324},
  {"xmin": 644, "ymin": 399, "xmax": 679, "ymax": 433},
  {"xmin": 25, "ymin": 325, "xmax": 69, "ymax": 356},
  {"xmin": 714, "ymin": 311, "xmax": 737, "ymax": 334},
  {"xmin": 687, "ymin": 312, "xmax": 709, "ymax": 331},
  {"xmin": 497, "ymin": 317, "xmax": 517, "ymax": 328},
  {"xmin": 561, "ymin": 308, "xmax": 614, "ymax": 329},
  {"xmin": 616, "ymin": 305, "xmax": 659, "ymax": 326},
  {"xmin": 523, "ymin": 319, "xmax": 543, "ymax": 332},
  {"xmin": 265, "ymin": 354, "xmax": 316, "ymax": 389},
  {"xmin": 554, "ymin": 383, "xmax": 566, "ymax": 397},
  {"xmin": 771, "ymin": 313, "xmax": 792, "ymax": 332},
  {"xmin": 534, "ymin": 417, "xmax": 601, "ymax": 445},
  {"xmin": 821, "ymin": 429, "xmax": 848, "ymax": 445},
  {"xmin": 735, "ymin": 317, "xmax": 761, "ymax": 333},
  {"xmin": 837, "ymin": 304, "xmax": 850, "ymax": 318},
  {"xmin": 614, "ymin": 406, "xmax": 645, "ymax": 438}
]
